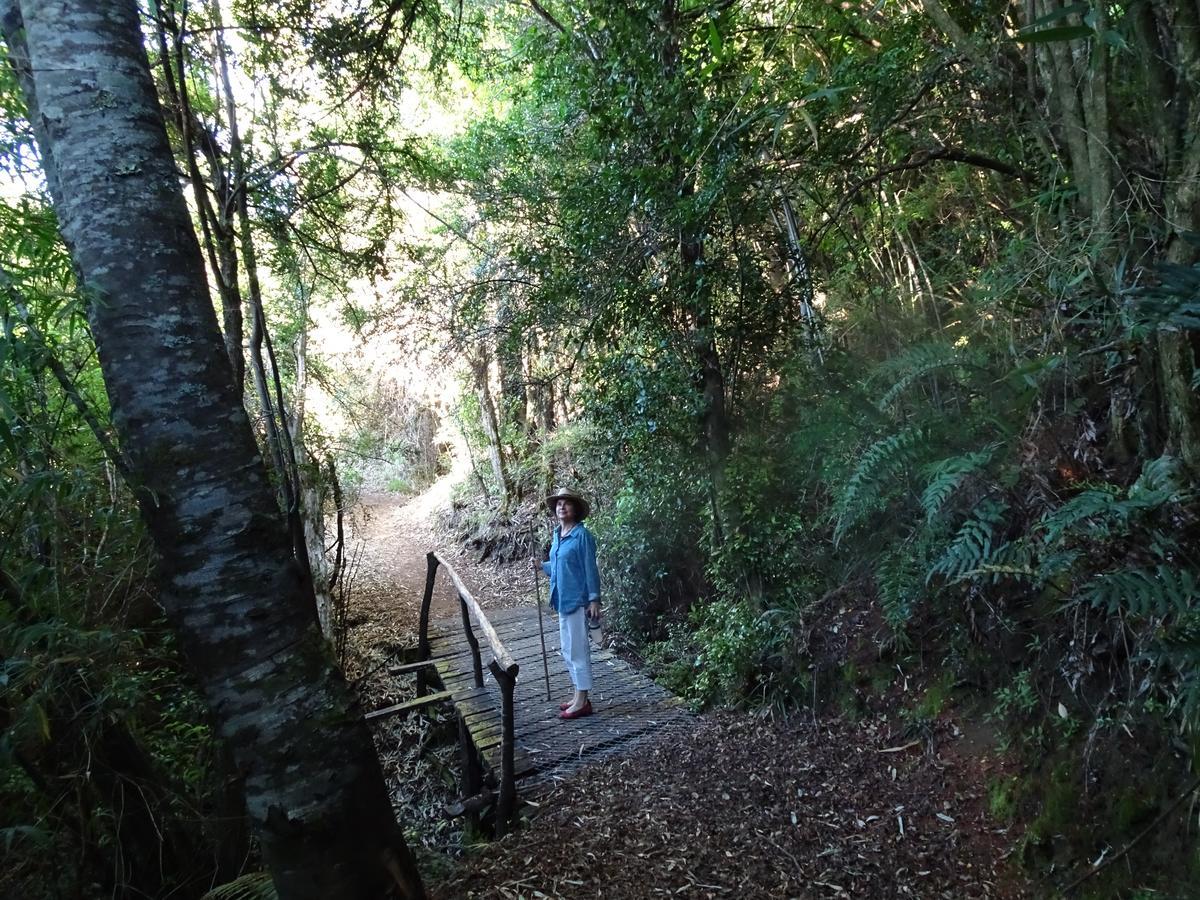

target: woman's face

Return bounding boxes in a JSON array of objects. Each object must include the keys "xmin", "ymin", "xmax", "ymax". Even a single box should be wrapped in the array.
[{"xmin": 556, "ymin": 498, "xmax": 576, "ymax": 523}]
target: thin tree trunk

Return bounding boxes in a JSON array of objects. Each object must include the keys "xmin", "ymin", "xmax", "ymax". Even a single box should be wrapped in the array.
[
  {"xmin": 289, "ymin": 270, "xmax": 335, "ymax": 636},
  {"xmin": 208, "ymin": 0, "xmax": 311, "ymax": 583},
  {"xmin": 472, "ymin": 348, "xmax": 513, "ymax": 509},
  {"xmin": 497, "ymin": 295, "xmax": 528, "ymax": 437},
  {"xmin": 1080, "ymin": 5, "xmax": 1113, "ymax": 235},
  {"xmin": 658, "ymin": 1, "xmax": 733, "ymax": 543},
  {"xmin": 1, "ymin": 3, "xmax": 425, "ymax": 897},
  {"xmin": 918, "ymin": 0, "xmax": 990, "ymax": 74},
  {"xmin": 151, "ymin": 6, "xmax": 245, "ymax": 392},
  {"xmin": 1039, "ymin": 0, "xmax": 1094, "ymax": 219}
]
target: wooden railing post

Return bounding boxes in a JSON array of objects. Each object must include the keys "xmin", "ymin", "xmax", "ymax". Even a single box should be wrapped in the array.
[
  {"xmin": 457, "ymin": 713, "xmax": 483, "ymax": 833},
  {"xmin": 429, "ymin": 551, "xmax": 523, "ymax": 838},
  {"xmin": 417, "ymin": 551, "xmax": 439, "ymax": 697},
  {"xmin": 460, "ymin": 594, "xmax": 484, "ymax": 689},
  {"xmin": 489, "ymin": 659, "xmax": 519, "ymax": 838}
]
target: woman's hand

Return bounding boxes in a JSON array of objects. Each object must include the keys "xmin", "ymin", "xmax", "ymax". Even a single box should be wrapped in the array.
[
  {"xmin": 531, "ymin": 557, "xmax": 542, "ymax": 573},
  {"xmin": 587, "ymin": 601, "xmax": 600, "ymax": 620}
]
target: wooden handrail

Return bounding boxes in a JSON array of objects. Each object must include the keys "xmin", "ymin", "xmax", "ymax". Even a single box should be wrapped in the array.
[{"xmin": 433, "ymin": 551, "xmax": 519, "ymax": 676}]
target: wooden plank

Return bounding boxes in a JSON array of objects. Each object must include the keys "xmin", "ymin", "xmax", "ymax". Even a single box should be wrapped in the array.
[
  {"xmin": 457, "ymin": 679, "xmax": 669, "ymax": 728},
  {"xmin": 430, "ymin": 626, "xmax": 560, "ymax": 668},
  {"xmin": 424, "ymin": 605, "xmax": 695, "ymax": 792},
  {"xmin": 474, "ymin": 706, "xmax": 686, "ymax": 754},
  {"xmin": 365, "ymin": 690, "xmax": 452, "ymax": 721},
  {"xmin": 434, "ymin": 642, "xmax": 621, "ymax": 681},
  {"xmin": 488, "ymin": 713, "xmax": 690, "ymax": 778},
  {"xmin": 388, "ymin": 659, "xmax": 437, "ymax": 675}
]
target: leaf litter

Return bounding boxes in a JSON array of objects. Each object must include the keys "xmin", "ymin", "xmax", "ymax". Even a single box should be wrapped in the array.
[{"xmin": 431, "ymin": 712, "xmax": 1029, "ymax": 899}]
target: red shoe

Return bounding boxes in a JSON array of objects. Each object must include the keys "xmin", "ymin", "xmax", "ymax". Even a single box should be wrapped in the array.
[
  {"xmin": 559, "ymin": 700, "xmax": 593, "ymax": 720},
  {"xmin": 559, "ymin": 701, "xmax": 572, "ymax": 710}
]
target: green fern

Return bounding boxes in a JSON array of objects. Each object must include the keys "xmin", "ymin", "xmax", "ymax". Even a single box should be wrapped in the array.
[
  {"xmin": 1035, "ymin": 548, "xmax": 1081, "ymax": 583},
  {"xmin": 876, "ymin": 548, "xmax": 922, "ymax": 631},
  {"xmin": 1129, "ymin": 454, "xmax": 1191, "ymax": 505},
  {"xmin": 202, "ymin": 873, "xmax": 277, "ymax": 900},
  {"xmin": 1082, "ymin": 566, "xmax": 1200, "ymax": 618},
  {"xmin": 872, "ymin": 341, "xmax": 982, "ymax": 411},
  {"xmin": 926, "ymin": 498, "xmax": 1010, "ymax": 584},
  {"xmin": 1130, "ymin": 260, "xmax": 1200, "ymax": 335},
  {"xmin": 833, "ymin": 427, "xmax": 922, "ymax": 545},
  {"xmin": 919, "ymin": 446, "xmax": 997, "ymax": 522},
  {"xmin": 1038, "ymin": 486, "xmax": 1123, "ymax": 546},
  {"xmin": 958, "ymin": 558, "xmax": 1037, "ymax": 583},
  {"xmin": 1039, "ymin": 456, "xmax": 1189, "ymax": 548}
]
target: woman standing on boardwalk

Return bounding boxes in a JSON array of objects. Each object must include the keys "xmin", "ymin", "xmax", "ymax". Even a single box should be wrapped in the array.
[{"xmin": 536, "ymin": 488, "xmax": 601, "ymax": 719}]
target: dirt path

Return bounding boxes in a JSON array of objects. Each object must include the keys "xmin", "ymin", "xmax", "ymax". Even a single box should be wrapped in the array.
[
  {"xmin": 434, "ymin": 712, "xmax": 1029, "ymax": 899},
  {"xmin": 345, "ymin": 472, "xmax": 533, "ymax": 642}
]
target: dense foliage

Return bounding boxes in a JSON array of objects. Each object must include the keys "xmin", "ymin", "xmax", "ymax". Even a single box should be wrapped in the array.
[
  {"xmin": 418, "ymin": 2, "xmax": 1200, "ymax": 893},
  {"xmin": 3, "ymin": 0, "xmax": 1200, "ymax": 896}
]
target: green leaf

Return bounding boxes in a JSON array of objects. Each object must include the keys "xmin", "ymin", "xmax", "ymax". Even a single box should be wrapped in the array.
[{"xmin": 707, "ymin": 21, "xmax": 723, "ymax": 57}]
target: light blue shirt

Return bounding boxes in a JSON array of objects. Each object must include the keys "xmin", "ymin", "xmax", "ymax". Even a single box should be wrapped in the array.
[{"xmin": 541, "ymin": 523, "xmax": 601, "ymax": 614}]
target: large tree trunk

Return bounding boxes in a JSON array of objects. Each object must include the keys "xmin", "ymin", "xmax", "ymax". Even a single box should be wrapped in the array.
[{"xmin": 1, "ymin": 2, "xmax": 424, "ymax": 897}]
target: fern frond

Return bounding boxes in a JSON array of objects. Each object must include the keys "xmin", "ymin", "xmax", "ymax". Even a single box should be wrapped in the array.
[
  {"xmin": 833, "ymin": 427, "xmax": 922, "ymax": 545},
  {"xmin": 1040, "ymin": 456, "xmax": 1189, "ymax": 549},
  {"xmin": 1130, "ymin": 454, "xmax": 1191, "ymax": 505},
  {"xmin": 1132, "ymin": 261, "xmax": 1200, "ymax": 334},
  {"xmin": 1082, "ymin": 566, "xmax": 1200, "ymax": 618},
  {"xmin": 958, "ymin": 561, "xmax": 1036, "ymax": 583},
  {"xmin": 872, "ymin": 341, "xmax": 981, "ymax": 411},
  {"xmin": 919, "ymin": 446, "xmax": 997, "ymax": 521},
  {"xmin": 1038, "ymin": 486, "xmax": 1122, "ymax": 546},
  {"xmin": 876, "ymin": 549, "xmax": 923, "ymax": 632},
  {"xmin": 1036, "ymin": 549, "xmax": 1081, "ymax": 582},
  {"xmin": 202, "ymin": 873, "xmax": 277, "ymax": 900},
  {"xmin": 927, "ymin": 498, "xmax": 1010, "ymax": 584}
]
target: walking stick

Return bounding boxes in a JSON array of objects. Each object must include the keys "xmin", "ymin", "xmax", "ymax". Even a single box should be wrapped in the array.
[{"xmin": 533, "ymin": 550, "xmax": 552, "ymax": 702}]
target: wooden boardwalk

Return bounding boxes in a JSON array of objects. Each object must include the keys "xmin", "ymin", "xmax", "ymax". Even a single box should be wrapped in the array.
[{"xmin": 427, "ymin": 605, "xmax": 692, "ymax": 792}]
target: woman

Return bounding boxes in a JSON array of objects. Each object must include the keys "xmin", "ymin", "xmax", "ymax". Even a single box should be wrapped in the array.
[{"xmin": 536, "ymin": 488, "xmax": 601, "ymax": 720}]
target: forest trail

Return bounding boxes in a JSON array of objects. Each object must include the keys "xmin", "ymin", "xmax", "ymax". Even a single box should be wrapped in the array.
[
  {"xmin": 342, "ymin": 478, "xmax": 1031, "ymax": 899},
  {"xmin": 346, "ymin": 459, "xmax": 534, "ymax": 642},
  {"xmin": 347, "ymin": 483, "xmax": 457, "ymax": 623}
]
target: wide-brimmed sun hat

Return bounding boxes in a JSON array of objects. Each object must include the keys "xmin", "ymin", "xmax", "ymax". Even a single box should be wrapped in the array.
[{"xmin": 545, "ymin": 487, "xmax": 590, "ymax": 520}]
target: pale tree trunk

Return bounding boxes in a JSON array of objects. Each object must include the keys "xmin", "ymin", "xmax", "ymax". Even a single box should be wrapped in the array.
[
  {"xmin": 1077, "ymin": 3, "xmax": 1113, "ymax": 235},
  {"xmin": 529, "ymin": 330, "xmax": 556, "ymax": 497},
  {"xmin": 289, "ymin": 273, "xmax": 335, "ymax": 637},
  {"xmin": 0, "ymin": 2, "xmax": 424, "ymax": 897},
  {"xmin": 777, "ymin": 193, "xmax": 824, "ymax": 361},
  {"xmin": 151, "ymin": 4, "xmax": 245, "ymax": 392}
]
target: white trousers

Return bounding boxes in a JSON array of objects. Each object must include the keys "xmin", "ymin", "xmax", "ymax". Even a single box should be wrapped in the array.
[{"xmin": 558, "ymin": 606, "xmax": 593, "ymax": 691}]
